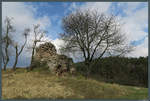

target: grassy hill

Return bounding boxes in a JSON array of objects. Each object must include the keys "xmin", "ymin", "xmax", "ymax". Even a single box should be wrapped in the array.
[{"xmin": 2, "ymin": 68, "xmax": 148, "ymax": 100}]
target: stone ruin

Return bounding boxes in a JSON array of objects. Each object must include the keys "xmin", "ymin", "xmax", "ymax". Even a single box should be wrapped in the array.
[{"xmin": 33, "ymin": 42, "xmax": 75, "ymax": 75}]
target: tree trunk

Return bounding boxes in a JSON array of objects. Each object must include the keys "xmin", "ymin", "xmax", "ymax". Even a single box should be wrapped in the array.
[
  {"xmin": 30, "ymin": 45, "xmax": 36, "ymax": 71},
  {"xmin": 13, "ymin": 55, "xmax": 18, "ymax": 71},
  {"xmin": 12, "ymin": 36, "xmax": 27, "ymax": 71},
  {"xmin": 3, "ymin": 63, "xmax": 7, "ymax": 71},
  {"xmin": 86, "ymin": 65, "xmax": 90, "ymax": 78},
  {"xmin": 85, "ymin": 61, "xmax": 91, "ymax": 79},
  {"xmin": 12, "ymin": 46, "xmax": 18, "ymax": 71},
  {"xmin": 3, "ymin": 44, "xmax": 9, "ymax": 71},
  {"xmin": 4, "ymin": 58, "xmax": 9, "ymax": 71}
]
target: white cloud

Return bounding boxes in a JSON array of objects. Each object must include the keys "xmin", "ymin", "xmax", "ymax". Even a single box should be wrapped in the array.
[
  {"xmin": 127, "ymin": 37, "xmax": 148, "ymax": 57},
  {"xmin": 68, "ymin": 2, "xmax": 78, "ymax": 12},
  {"xmin": 51, "ymin": 38, "xmax": 65, "ymax": 54},
  {"xmin": 66, "ymin": 2, "xmax": 111, "ymax": 14},
  {"xmin": 117, "ymin": 2, "xmax": 141, "ymax": 15},
  {"xmin": 2, "ymin": 2, "xmax": 51, "ymax": 30},
  {"xmin": 120, "ymin": 3, "xmax": 148, "ymax": 57},
  {"xmin": 80, "ymin": 2, "xmax": 111, "ymax": 13}
]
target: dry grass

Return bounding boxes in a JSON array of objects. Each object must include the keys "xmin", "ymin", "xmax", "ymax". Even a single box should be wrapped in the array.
[
  {"xmin": 2, "ymin": 70, "xmax": 74, "ymax": 99},
  {"xmin": 2, "ymin": 68, "xmax": 148, "ymax": 99}
]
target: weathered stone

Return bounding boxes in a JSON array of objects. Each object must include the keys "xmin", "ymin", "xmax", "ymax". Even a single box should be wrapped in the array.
[{"xmin": 33, "ymin": 42, "xmax": 73, "ymax": 73}]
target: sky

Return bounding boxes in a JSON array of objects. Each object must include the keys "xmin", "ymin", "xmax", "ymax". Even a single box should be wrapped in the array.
[{"xmin": 2, "ymin": 2, "xmax": 148, "ymax": 67}]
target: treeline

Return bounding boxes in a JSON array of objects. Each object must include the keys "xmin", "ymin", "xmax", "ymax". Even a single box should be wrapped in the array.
[{"xmin": 75, "ymin": 56, "xmax": 148, "ymax": 88}]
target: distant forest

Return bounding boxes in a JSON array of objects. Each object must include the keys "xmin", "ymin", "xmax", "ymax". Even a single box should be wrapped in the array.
[{"xmin": 74, "ymin": 56, "xmax": 148, "ymax": 88}]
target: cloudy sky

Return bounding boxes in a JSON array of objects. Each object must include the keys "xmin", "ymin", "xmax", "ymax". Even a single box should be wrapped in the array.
[{"xmin": 2, "ymin": 2, "xmax": 148, "ymax": 67}]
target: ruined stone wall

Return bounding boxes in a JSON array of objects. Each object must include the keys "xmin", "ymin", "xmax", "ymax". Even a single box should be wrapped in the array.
[{"xmin": 34, "ymin": 42, "xmax": 73, "ymax": 71}]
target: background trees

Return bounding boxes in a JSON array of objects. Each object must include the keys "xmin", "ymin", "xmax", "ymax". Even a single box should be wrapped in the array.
[
  {"xmin": 74, "ymin": 56, "xmax": 148, "ymax": 87},
  {"xmin": 60, "ymin": 10, "xmax": 133, "ymax": 77}
]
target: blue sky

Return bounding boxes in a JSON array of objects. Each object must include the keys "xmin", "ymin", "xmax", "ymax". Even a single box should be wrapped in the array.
[
  {"xmin": 2, "ymin": 2, "xmax": 148, "ymax": 67},
  {"xmin": 131, "ymin": 35, "xmax": 148, "ymax": 46},
  {"xmin": 24, "ymin": 2, "xmax": 148, "ymax": 40},
  {"xmin": 24, "ymin": 2, "xmax": 85, "ymax": 40}
]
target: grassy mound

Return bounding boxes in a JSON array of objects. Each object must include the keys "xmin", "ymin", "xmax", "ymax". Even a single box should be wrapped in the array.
[{"xmin": 2, "ymin": 68, "xmax": 148, "ymax": 99}]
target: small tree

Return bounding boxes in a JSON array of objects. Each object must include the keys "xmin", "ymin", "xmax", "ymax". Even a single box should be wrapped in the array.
[
  {"xmin": 2, "ymin": 17, "xmax": 15, "ymax": 71},
  {"xmin": 60, "ymin": 10, "xmax": 133, "ymax": 77},
  {"xmin": 29, "ymin": 24, "xmax": 47, "ymax": 70},
  {"xmin": 12, "ymin": 28, "xmax": 30, "ymax": 71}
]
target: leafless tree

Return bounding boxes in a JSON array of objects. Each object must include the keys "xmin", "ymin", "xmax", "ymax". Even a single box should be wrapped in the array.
[
  {"xmin": 29, "ymin": 24, "xmax": 47, "ymax": 70},
  {"xmin": 12, "ymin": 28, "xmax": 30, "ymax": 71},
  {"xmin": 60, "ymin": 10, "xmax": 133, "ymax": 77},
  {"xmin": 2, "ymin": 17, "xmax": 15, "ymax": 71}
]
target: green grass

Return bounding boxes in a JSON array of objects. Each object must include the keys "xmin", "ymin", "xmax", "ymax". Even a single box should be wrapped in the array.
[{"xmin": 2, "ymin": 68, "xmax": 148, "ymax": 99}]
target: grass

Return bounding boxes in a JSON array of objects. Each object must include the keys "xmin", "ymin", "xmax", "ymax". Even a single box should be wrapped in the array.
[{"xmin": 2, "ymin": 68, "xmax": 148, "ymax": 99}]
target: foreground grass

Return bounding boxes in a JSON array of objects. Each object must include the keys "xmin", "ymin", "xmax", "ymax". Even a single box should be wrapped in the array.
[{"xmin": 2, "ymin": 68, "xmax": 148, "ymax": 99}]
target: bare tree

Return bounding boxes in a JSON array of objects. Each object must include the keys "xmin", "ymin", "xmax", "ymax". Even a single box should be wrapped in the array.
[
  {"xmin": 12, "ymin": 28, "xmax": 30, "ymax": 71},
  {"xmin": 2, "ymin": 17, "xmax": 15, "ymax": 71},
  {"xmin": 60, "ymin": 10, "xmax": 133, "ymax": 77},
  {"xmin": 29, "ymin": 24, "xmax": 47, "ymax": 70}
]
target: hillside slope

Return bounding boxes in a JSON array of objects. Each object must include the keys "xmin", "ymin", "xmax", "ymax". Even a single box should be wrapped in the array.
[{"xmin": 2, "ymin": 68, "xmax": 148, "ymax": 99}]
